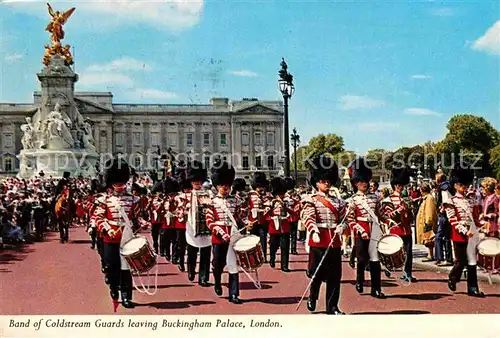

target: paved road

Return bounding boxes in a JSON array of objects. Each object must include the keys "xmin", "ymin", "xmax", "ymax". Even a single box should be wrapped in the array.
[{"xmin": 1, "ymin": 227, "xmax": 499, "ymax": 315}]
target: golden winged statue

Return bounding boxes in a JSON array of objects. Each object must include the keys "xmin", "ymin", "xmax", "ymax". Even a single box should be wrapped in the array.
[
  {"xmin": 45, "ymin": 3, "xmax": 75, "ymax": 45},
  {"xmin": 43, "ymin": 3, "xmax": 75, "ymax": 67}
]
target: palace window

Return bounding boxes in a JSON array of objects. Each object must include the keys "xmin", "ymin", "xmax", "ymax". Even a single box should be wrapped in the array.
[
  {"xmin": 267, "ymin": 155, "xmax": 275, "ymax": 170},
  {"xmin": 115, "ymin": 133, "xmax": 125, "ymax": 147},
  {"xmin": 168, "ymin": 133, "xmax": 177, "ymax": 146},
  {"xmin": 151, "ymin": 132, "xmax": 160, "ymax": 147},
  {"xmin": 267, "ymin": 132, "xmax": 275, "ymax": 145},
  {"xmin": 4, "ymin": 157, "xmax": 12, "ymax": 172},
  {"xmin": 242, "ymin": 132, "xmax": 249, "ymax": 145},
  {"xmin": 4, "ymin": 135, "xmax": 12, "ymax": 148},
  {"xmin": 134, "ymin": 156, "xmax": 142, "ymax": 169},
  {"xmin": 242, "ymin": 156, "xmax": 249, "ymax": 170},
  {"xmin": 133, "ymin": 132, "xmax": 142, "ymax": 146},
  {"xmin": 254, "ymin": 132, "xmax": 262, "ymax": 146},
  {"xmin": 186, "ymin": 133, "xmax": 193, "ymax": 147},
  {"xmin": 220, "ymin": 133, "xmax": 227, "ymax": 146},
  {"xmin": 203, "ymin": 133, "xmax": 210, "ymax": 146},
  {"xmin": 255, "ymin": 156, "xmax": 262, "ymax": 169}
]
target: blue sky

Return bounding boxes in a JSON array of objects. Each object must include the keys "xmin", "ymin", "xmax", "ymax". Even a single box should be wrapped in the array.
[{"xmin": 1, "ymin": 0, "xmax": 499, "ymax": 154}]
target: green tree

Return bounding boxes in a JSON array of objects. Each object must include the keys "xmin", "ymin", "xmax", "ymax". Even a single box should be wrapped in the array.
[
  {"xmin": 490, "ymin": 145, "xmax": 500, "ymax": 180},
  {"xmin": 440, "ymin": 114, "xmax": 499, "ymax": 176},
  {"xmin": 366, "ymin": 148, "xmax": 393, "ymax": 170},
  {"xmin": 307, "ymin": 133, "xmax": 345, "ymax": 158}
]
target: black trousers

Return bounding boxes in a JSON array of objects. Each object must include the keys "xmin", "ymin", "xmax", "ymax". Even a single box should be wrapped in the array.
[
  {"xmin": 102, "ymin": 242, "xmax": 133, "ymax": 300},
  {"xmin": 401, "ymin": 235, "xmax": 413, "ymax": 278},
  {"xmin": 58, "ymin": 219, "xmax": 69, "ymax": 241},
  {"xmin": 159, "ymin": 228, "xmax": 176, "ymax": 258},
  {"xmin": 289, "ymin": 221, "xmax": 298, "ymax": 252},
  {"xmin": 212, "ymin": 243, "xmax": 239, "ymax": 297},
  {"xmin": 90, "ymin": 228, "xmax": 97, "ymax": 247},
  {"xmin": 251, "ymin": 224, "xmax": 268, "ymax": 261},
  {"xmin": 187, "ymin": 244, "xmax": 211, "ymax": 283},
  {"xmin": 151, "ymin": 223, "xmax": 161, "ymax": 252},
  {"xmin": 34, "ymin": 217, "xmax": 44, "ymax": 240},
  {"xmin": 308, "ymin": 247, "xmax": 342, "ymax": 311},
  {"xmin": 449, "ymin": 242, "xmax": 479, "ymax": 288},
  {"xmin": 269, "ymin": 233, "xmax": 290, "ymax": 269},
  {"xmin": 355, "ymin": 238, "xmax": 382, "ymax": 291},
  {"xmin": 175, "ymin": 229, "xmax": 187, "ymax": 266}
]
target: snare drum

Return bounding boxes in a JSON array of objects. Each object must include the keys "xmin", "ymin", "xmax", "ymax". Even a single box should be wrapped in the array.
[
  {"xmin": 233, "ymin": 235, "xmax": 264, "ymax": 270},
  {"xmin": 120, "ymin": 237, "xmax": 157, "ymax": 274},
  {"xmin": 377, "ymin": 234, "xmax": 406, "ymax": 271},
  {"xmin": 477, "ymin": 237, "xmax": 500, "ymax": 272}
]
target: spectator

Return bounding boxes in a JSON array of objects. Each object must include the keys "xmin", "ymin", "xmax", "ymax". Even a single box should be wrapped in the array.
[
  {"xmin": 434, "ymin": 172, "xmax": 454, "ymax": 266},
  {"xmin": 416, "ymin": 183, "xmax": 438, "ymax": 261}
]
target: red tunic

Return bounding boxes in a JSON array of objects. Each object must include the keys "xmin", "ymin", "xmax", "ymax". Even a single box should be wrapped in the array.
[
  {"xmin": 149, "ymin": 195, "xmax": 165, "ymax": 225},
  {"xmin": 267, "ymin": 198, "xmax": 291, "ymax": 234},
  {"xmin": 174, "ymin": 192, "xmax": 189, "ymax": 230},
  {"xmin": 247, "ymin": 191, "xmax": 267, "ymax": 225},
  {"xmin": 205, "ymin": 195, "xmax": 244, "ymax": 245},
  {"xmin": 94, "ymin": 190, "xmax": 143, "ymax": 244},
  {"xmin": 301, "ymin": 192, "xmax": 347, "ymax": 248},
  {"xmin": 382, "ymin": 192, "xmax": 412, "ymax": 236},
  {"xmin": 161, "ymin": 197, "xmax": 178, "ymax": 229},
  {"xmin": 346, "ymin": 191, "xmax": 383, "ymax": 239},
  {"xmin": 444, "ymin": 194, "xmax": 482, "ymax": 243}
]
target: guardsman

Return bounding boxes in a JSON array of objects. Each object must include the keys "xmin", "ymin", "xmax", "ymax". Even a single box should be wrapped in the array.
[
  {"xmin": 444, "ymin": 161, "xmax": 485, "ymax": 297},
  {"xmin": 173, "ymin": 177, "xmax": 190, "ymax": 272},
  {"xmin": 183, "ymin": 161, "xmax": 212, "ymax": 287},
  {"xmin": 232, "ymin": 178, "xmax": 248, "ymax": 234},
  {"xmin": 205, "ymin": 161, "xmax": 244, "ymax": 304},
  {"xmin": 248, "ymin": 172, "xmax": 269, "ymax": 262},
  {"xmin": 267, "ymin": 177, "xmax": 293, "ymax": 272},
  {"xmin": 383, "ymin": 166, "xmax": 417, "ymax": 283},
  {"xmin": 93, "ymin": 157, "xmax": 149, "ymax": 310},
  {"xmin": 160, "ymin": 177, "xmax": 180, "ymax": 261},
  {"xmin": 301, "ymin": 155, "xmax": 347, "ymax": 314},
  {"xmin": 346, "ymin": 157, "xmax": 386, "ymax": 299},
  {"xmin": 149, "ymin": 181, "xmax": 165, "ymax": 254}
]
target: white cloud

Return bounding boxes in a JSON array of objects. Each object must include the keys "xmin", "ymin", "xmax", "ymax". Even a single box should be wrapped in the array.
[
  {"xmin": 230, "ymin": 70, "xmax": 258, "ymax": 77},
  {"xmin": 411, "ymin": 74, "xmax": 432, "ymax": 80},
  {"xmin": 86, "ymin": 57, "xmax": 151, "ymax": 72},
  {"xmin": 404, "ymin": 108, "xmax": 441, "ymax": 116},
  {"xmin": 472, "ymin": 21, "xmax": 500, "ymax": 55},
  {"xmin": 78, "ymin": 72, "xmax": 134, "ymax": 88},
  {"xmin": 358, "ymin": 122, "xmax": 399, "ymax": 131},
  {"xmin": 127, "ymin": 88, "xmax": 178, "ymax": 100},
  {"xmin": 337, "ymin": 95, "xmax": 384, "ymax": 110},
  {"xmin": 430, "ymin": 7, "xmax": 455, "ymax": 16},
  {"xmin": 4, "ymin": 53, "xmax": 23, "ymax": 62},
  {"xmin": 4, "ymin": 0, "xmax": 203, "ymax": 30}
]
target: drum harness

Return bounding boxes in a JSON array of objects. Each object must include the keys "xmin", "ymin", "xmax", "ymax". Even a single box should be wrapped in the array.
[
  {"xmin": 216, "ymin": 198, "xmax": 262, "ymax": 290},
  {"xmin": 360, "ymin": 197, "xmax": 411, "ymax": 287},
  {"xmin": 116, "ymin": 202, "xmax": 159, "ymax": 296}
]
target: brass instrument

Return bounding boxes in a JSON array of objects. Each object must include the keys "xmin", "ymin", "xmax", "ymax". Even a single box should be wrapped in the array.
[{"xmin": 194, "ymin": 192, "xmax": 212, "ymax": 237}]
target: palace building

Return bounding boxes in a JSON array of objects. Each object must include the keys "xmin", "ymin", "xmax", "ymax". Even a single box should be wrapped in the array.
[{"xmin": 0, "ymin": 93, "xmax": 285, "ymax": 178}]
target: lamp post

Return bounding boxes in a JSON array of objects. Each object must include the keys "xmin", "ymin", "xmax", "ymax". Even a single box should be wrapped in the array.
[
  {"xmin": 290, "ymin": 127, "xmax": 300, "ymax": 180},
  {"xmin": 278, "ymin": 58, "xmax": 294, "ymax": 177}
]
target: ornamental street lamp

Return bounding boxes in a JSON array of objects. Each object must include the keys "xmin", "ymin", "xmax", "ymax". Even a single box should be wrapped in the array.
[
  {"xmin": 278, "ymin": 58, "xmax": 294, "ymax": 177},
  {"xmin": 291, "ymin": 127, "xmax": 300, "ymax": 180}
]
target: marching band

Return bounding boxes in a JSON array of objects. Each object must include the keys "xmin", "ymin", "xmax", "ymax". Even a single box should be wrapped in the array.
[{"xmin": 83, "ymin": 154, "xmax": 495, "ymax": 314}]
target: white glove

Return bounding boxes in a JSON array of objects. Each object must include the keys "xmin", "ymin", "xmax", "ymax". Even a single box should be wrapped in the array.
[
  {"xmin": 457, "ymin": 224, "xmax": 468, "ymax": 235},
  {"xmin": 334, "ymin": 225, "xmax": 344, "ymax": 235},
  {"xmin": 312, "ymin": 232, "xmax": 320, "ymax": 243},
  {"xmin": 222, "ymin": 234, "xmax": 230, "ymax": 242},
  {"xmin": 87, "ymin": 227, "xmax": 93, "ymax": 235},
  {"xmin": 213, "ymin": 226, "xmax": 225, "ymax": 237}
]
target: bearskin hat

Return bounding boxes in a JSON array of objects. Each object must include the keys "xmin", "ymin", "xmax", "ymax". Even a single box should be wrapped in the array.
[
  {"xmin": 211, "ymin": 161, "xmax": 236, "ymax": 187},
  {"xmin": 187, "ymin": 160, "xmax": 207, "ymax": 182},
  {"xmin": 63, "ymin": 171, "xmax": 70, "ymax": 179},
  {"xmin": 251, "ymin": 172, "xmax": 268, "ymax": 190},
  {"xmin": 163, "ymin": 176, "xmax": 180, "ymax": 194},
  {"xmin": 347, "ymin": 157, "xmax": 372, "ymax": 185},
  {"xmin": 232, "ymin": 178, "xmax": 247, "ymax": 192},
  {"xmin": 284, "ymin": 176, "xmax": 295, "ymax": 191},
  {"xmin": 178, "ymin": 176, "xmax": 192, "ymax": 191},
  {"xmin": 104, "ymin": 156, "xmax": 130, "ymax": 186},
  {"xmin": 390, "ymin": 166, "xmax": 411, "ymax": 187},
  {"xmin": 131, "ymin": 183, "xmax": 141, "ymax": 192},
  {"xmin": 308, "ymin": 155, "xmax": 339, "ymax": 187},
  {"xmin": 450, "ymin": 160, "xmax": 474, "ymax": 186},
  {"xmin": 270, "ymin": 177, "xmax": 287, "ymax": 196}
]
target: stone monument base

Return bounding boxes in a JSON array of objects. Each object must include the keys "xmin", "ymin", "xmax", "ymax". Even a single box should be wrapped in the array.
[{"xmin": 17, "ymin": 149, "xmax": 98, "ymax": 179}]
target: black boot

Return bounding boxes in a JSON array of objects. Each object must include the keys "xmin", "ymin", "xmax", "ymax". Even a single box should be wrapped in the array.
[
  {"xmin": 110, "ymin": 287, "xmax": 119, "ymax": 300},
  {"xmin": 370, "ymin": 261, "xmax": 386, "ymax": 299},
  {"xmin": 214, "ymin": 282, "xmax": 222, "ymax": 296},
  {"xmin": 307, "ymin": 298, "xmax": 316, "ymax": 312},
  {"xmin": 121, "ymin": 291, "xmax": 135, "ymax": 308},
  {"xmin": 228, "ymin": 273, "xmax": 241, "ymax": 303},
  {"xmin": 467, "ymin": 265, "xmax": 485, "ymax": 297}
]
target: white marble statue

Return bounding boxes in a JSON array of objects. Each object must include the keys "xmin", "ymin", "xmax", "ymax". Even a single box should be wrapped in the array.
[
  {"xmin": 44, "ymin": 110, "xmax": 74, "ymax": 149},
  {"xmin": 20, "ymin": 119, "xmax": 34, "ymax": 149},
  {"xmin": 82, "ymin": 120, "xmax": 96, "ymax": 152}
]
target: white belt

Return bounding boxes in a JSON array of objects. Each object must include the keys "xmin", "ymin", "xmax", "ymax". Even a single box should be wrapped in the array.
[
  {"xmin": 316, "ymin": 223, "xmax": 337, "ymax": 229},
  {"xmin": 356, "ymin": 217, "xmax": 369, "ymax": 222}
]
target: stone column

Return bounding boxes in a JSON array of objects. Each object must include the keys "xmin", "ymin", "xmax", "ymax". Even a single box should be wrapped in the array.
[
  {"xmin": 126, "ymin": 122, "xmax": 133, "ymax": 156},
  {"xmin": 143, "ymin": 122, "xmax": 150, "ymax": 153},
  {"xmin": 160, "ymin": 122, "xmax": 167, "ymax": 150},
  {"xmin": 106, "ymin": 122, "xmax": 113, "ymax": 154},
  {"xmin": 249, "ymin": 123, "xmax": 254, "ymax": 167}
]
